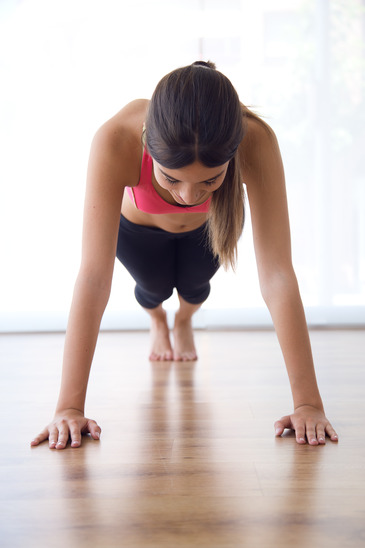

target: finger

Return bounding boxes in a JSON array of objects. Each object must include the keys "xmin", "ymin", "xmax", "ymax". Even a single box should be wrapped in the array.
[
  {"xmin": 305, "ymin": 423, "xmax": 319, "ymax": 445},
  {"xmin": 86, "ymin": 419, "xmax": 102, "ymax": 440},
  {"xmin": 48, "ymin": 427, "xmax": 59, "ymax": 449},
  {"xmin": 325, "ymin": 423, "xmax": 339, "ymax": 442},
  {"xmin": 30, "ymin": 428, "xmax": 49, "ymax": 447},
  {"xmin": 69, "ymin": 420, "xmax": 82, "ymax": 448},
  {"xmin": 293, "ymin": 420, "xmax": 307, "ymax": 444},
  {"xmin": 55, "ymin": 420, "xmax": 70, "ymax": 450},
  {"xmin": 316, "ymin": 424, "xmax": 326, "ymax": 445},
  {"xmin": 274, "ymin": 416, "xmax": 292, "ymax": 436}
]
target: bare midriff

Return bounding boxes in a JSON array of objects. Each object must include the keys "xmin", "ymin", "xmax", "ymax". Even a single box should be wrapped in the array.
[{"xmin": 121, "ymin": 190, "xmax": 208, "ymax": 233}]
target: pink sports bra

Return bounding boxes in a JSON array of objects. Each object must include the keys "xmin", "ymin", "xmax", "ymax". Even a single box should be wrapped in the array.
[{"xmin": 126, "ymin": 148, "xmax": 211, "ymax": 214}]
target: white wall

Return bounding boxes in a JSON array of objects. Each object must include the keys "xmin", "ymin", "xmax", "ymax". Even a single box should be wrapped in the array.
[{"xmin": 1, "ymin": 0, "xmax": 364, "ymax": 332}]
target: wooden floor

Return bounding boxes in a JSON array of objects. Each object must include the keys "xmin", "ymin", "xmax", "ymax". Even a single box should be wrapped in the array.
[{"xmin": 1, "ymin": 328, "xmax": 365, "ymax": 548}]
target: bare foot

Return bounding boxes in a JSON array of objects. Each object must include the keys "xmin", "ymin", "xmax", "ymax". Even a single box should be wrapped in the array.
[
  {"xmin": 173, "ymin": 316, "xmax": 198, "ymax": 361},
  {"xmin": 149, "ymin": 310, "xmax": 173, "ymax": 361}
]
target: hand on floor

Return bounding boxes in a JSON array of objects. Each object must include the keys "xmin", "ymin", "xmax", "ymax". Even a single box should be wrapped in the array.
[
  {"xmin": 30, "ymin": 409, "xmax": 101, "ymax": 450},
  {"xmin": 274, "ymin": 405, "xmax": 338, "ymax": 445}
]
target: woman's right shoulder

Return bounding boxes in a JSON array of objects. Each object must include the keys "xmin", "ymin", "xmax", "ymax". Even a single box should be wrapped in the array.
[
  {"xmin": 92, "ymin": 99, "xmax": 149, "ymax": 150},
  {"xmin": 88, "ymin": 99, "xmax": 149, "ymax": 183}
]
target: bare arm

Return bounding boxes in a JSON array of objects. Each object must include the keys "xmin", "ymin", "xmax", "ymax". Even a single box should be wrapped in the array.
[
  {"xmin": 31, "ymin": 119, "xmax": 134, "ymax": 449},
  {"xmin": 56, "ymin": 125, "xmax": 127, "ymax": 412},
  {"xmin": 242, "ymin": 120, "xmax": 338, "ymax": 445}
]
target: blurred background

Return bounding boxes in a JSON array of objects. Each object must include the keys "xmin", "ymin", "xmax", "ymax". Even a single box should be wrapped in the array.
[{"xmin": 0, "ymin": 0, "xmax": 364, "ymax": 332}]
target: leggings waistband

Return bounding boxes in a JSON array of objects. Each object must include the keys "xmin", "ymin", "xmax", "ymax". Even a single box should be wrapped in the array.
[{"xmin": 119, "ymin": 214, "xmax": 208, "ymax": 239}]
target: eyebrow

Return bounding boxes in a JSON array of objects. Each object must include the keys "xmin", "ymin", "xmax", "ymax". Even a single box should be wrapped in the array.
[{"xmin": 159, "ymin": 168, "xmax": 226, "ymax": 184}]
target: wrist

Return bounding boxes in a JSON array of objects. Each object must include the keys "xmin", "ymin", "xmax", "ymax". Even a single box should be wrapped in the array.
[
  {"xmin": 56, "ymin": 388, "xmax": 86, "ymax": 415},
  {"xmin": 291, "ymin": 380, "xmax": 323, "ymax": 412},
  {"xmin": 55, "ymin": 399, "xmax": 85, "ymax": 415},
  {"xmin": 294, "ymin": 400, "xmax": 324, "ymax": 412}
]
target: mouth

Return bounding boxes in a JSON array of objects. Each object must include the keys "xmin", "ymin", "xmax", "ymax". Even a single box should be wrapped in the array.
[
  {"xmin": 173, "ymin": 194, "xmax": 189, "ymax": 205},
  {"xmin": 172, "ymin": 192, "xmax": 205, "ymax": 206}
]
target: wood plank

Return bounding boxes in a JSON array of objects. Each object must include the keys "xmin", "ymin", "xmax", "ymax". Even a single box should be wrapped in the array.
[{"xmin": 1, "ymin": 329, "xmax": 364, "ymax": 547}]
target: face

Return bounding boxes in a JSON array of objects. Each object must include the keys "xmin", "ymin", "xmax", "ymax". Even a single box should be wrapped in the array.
[{"xmin": 153, "ymin": 160, "xmax": 229, "ymax": 206}]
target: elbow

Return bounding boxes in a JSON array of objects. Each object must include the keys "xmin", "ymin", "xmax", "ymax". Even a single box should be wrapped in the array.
[
  {"xmin": 259, "ymin": 267, "xmax": 299, "ymax": 306},
  {"xmin": 75, "ymin": 267, "xmax": 113, "ymax": 302}
]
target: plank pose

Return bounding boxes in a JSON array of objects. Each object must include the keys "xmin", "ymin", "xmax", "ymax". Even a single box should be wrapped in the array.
[{"xmin": 31, "ymin": 61, "xmax": 338, "ymax": 449}]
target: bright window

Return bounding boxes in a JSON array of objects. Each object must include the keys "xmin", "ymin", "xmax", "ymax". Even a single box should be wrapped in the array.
[{"xmin": 1, "ymin": 0, "xmax": 364, "ymax": 331}]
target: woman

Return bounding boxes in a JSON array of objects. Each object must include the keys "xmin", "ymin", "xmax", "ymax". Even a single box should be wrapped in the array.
[{"xmin": 31, "ymin": 61, "xmax": 338, "ymax": 450}]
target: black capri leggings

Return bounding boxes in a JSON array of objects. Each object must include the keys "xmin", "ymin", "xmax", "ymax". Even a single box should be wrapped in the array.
[{"xmin": 116, "ymin": 215, "xmax": 220, "ymax": 309}]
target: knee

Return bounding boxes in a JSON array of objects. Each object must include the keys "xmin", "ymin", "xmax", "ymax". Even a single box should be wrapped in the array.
[
  {"xmin": 135, "ymin": 283, "xmax": 174, "ymax": 309},
  {"xmin": 176, "ymin": 282, "xmax": 211, "ymax": 305}
]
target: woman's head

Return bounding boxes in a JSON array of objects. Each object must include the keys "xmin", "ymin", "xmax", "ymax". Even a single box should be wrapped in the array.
[{"xmin": 145, "ymin": 61, "xmax": 244, "ymax": 169}]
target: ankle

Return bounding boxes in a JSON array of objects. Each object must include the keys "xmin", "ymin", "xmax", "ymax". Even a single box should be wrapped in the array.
[
  {"xmin": 174, "ymin": 312, "xmax": 192, "ymax": 324},
  {"xmin": 145, "ymin": 305, "xmax": 167, "ymax": 322},
  {"xmin": 175, "ymin": 303, "xmax": 200, "ymax": 324}
]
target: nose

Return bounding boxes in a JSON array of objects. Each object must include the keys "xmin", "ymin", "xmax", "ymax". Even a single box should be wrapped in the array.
[{"xmin": 178, "ymin": 185, "xmax": 203, "ymax": 205}]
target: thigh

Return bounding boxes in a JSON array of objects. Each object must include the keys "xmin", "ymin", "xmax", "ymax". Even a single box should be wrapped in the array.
[
  {"xmin": 175, "ymin": 224, "xmax": 220, "ymax": 300},
  {"xmin": 116, "ymin": 215, "xmax": 175, "ymax": 292}
]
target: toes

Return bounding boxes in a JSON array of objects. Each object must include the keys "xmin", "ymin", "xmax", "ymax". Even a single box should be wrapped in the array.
[
  {"xmin": 173, "ymin": 351, "xmax": 198, "ymax": 362},
  {"xmin": 149, "ymin": 351, "xmax": 173, "ymax": 361},
  {"xmin": 183, "ymin": 352, "xmax": 197, "ymax": 362}
]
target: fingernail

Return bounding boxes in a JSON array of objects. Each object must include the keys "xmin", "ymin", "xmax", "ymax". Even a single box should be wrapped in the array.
[
  {"xmin": 95, "ymin": 432, "xmax": 100, "ymax": 439},
  {"xmin": 275, "ymin": 428, "xmax": 281, "ymax": 435}
]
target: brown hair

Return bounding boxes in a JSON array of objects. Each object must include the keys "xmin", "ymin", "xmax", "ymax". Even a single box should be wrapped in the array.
[{"xmin": 145, "ymin": 61, "xmax": 247, "ymax": 269}]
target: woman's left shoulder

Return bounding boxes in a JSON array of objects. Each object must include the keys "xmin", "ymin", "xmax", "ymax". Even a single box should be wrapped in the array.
[
  {"xmin": 240, "ymin": 112, "xmax": 278, "ymax": 152},
  {"xmin": 239, "ymin": 112, "xmax": 283, "ymax": 178}
]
